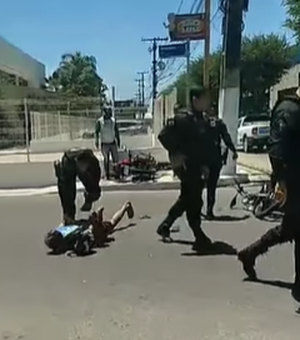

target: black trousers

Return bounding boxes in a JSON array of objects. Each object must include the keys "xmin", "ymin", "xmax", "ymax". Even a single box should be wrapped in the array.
[
  {"xmin": 245, "ymin": 167, "xmax": 300, "ymax": 285},
  {"xmin": 206, "ymin": 164, "xmax": 222, "ymax": 213},
  {"xmin": 168, "ymin": 168, "xmax": 208, "ymax": 241},
  {"xmin": 54, "ymin": 149, "xmax": 101, "ymax": 220}
]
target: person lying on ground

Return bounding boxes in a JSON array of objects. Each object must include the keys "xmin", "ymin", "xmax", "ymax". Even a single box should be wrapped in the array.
[{"xmin": 44, "ymin": 201, "xmax": 134, "ymax": 255}]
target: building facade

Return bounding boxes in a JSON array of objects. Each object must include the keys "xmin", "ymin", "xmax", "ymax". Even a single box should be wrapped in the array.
[
  {"xmin": 270, "ymin": 64, "xmax": 300, "ymax": 108},
  {"xmin": 0, "ymin": 35, "xmax": 45, "ymax": 88}
]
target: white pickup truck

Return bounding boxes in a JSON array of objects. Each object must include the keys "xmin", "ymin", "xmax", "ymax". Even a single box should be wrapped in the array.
[{"xmin": 236, "ymin": 114, "xmax": 270, "ymax": 153}]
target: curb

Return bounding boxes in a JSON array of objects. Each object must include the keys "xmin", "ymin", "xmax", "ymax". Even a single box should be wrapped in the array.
[
  {"xmin": 0, "ymin": 173, "xmax": 269, "ymax": 197},
  {"xmin": 237, "ymin": 161, "xmax": 271, "ymax": 175}
]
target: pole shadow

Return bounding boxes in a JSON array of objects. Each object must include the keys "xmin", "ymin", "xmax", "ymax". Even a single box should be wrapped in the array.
[
  {"xmin": 111, "ymin": 223, "xmax": 136, "ymax": 234},
  {"xmin": 243, "ymin": 277, "xmax": 293, "ymax": 290},
  {"xmin": 168, "ymin": 240, "xmax": 238, "ymax": 256},
  {"xmin": 203, "ymin": 214, "xmax": 250, "ymax": 222}
]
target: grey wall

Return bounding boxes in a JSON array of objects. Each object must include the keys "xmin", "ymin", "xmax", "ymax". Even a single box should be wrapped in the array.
[{"xmin": 0, "ymin": 35, "xmax": 45, "ymax": 88}]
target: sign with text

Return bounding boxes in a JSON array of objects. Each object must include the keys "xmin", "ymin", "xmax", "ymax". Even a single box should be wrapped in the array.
[
  {"xmin": 167, "ymin": 13, "xmax": 206, "ymax": 41},
  {"xmin": 158, "ymin": 43, "xmax": 188, "ymax": 59}
]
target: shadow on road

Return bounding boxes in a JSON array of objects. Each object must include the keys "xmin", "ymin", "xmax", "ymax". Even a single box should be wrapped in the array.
[
  {"xmin": 112, "ymin": 222, "xmax": 136, "ymax": 233},
  {"xmin": 244, "ymin": 277, "xmax": 293, "ymax": 290},
  {"xmin": 203, "ymin": 214, "xmax": 250, "ymax": 222},
  {"xmin": 169, "ymin": 240, "xmax": 238, "ymax": 256}
]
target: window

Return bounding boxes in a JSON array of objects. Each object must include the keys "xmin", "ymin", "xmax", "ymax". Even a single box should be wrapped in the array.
[{"xmin": 19, "ymin": 77, "xmax": 28, "ymax": 87}]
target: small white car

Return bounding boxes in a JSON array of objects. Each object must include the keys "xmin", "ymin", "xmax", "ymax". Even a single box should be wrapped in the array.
[{"xmin": 236, "ymin": 114, "xmax": 270, "ymax": 153}]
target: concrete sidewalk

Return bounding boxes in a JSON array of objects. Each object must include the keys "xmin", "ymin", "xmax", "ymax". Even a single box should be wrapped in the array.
[
  {"xmin": 237, "ymin": 153, "xmax": 271, "ymax": 174},
  {"xmin": 0, "ymin": 146, "xmax": 270, "ymax": 190},
  {"xmin": 0, "ymin": 166, "xmax": 268, "ymax": 197}
]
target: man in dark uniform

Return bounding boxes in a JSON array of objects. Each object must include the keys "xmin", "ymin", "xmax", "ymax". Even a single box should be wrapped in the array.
[
  {"xmin": 54, "ymin": 148, "xmax": 102, "ymax": 224},
  {"xmin": 238, "ymin": 89, "xmax": 300, "ymax": 303},
  {"xmin": 205, "ymin": 109, "xmax": 238, "ymax": 219},
  {"xmin": 156, "ymin": 88, "xmax": 213, "ymax": 251}
]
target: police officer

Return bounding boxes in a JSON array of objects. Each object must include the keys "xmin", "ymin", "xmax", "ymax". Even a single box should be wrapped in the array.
[
  {"xmin": 205, "ymin": 109, "xmax": 238, "ymax": 219},
  {"xmin": 54, "ymin": 148, "xmax": 102, "ymax": 224},
  {"xmin": 156, "ymin": 88, "xmax": 213, "ymax": 251},
  {"xmin": 238, "ymin": 89, "xmax": 300, "ymax": 303}
]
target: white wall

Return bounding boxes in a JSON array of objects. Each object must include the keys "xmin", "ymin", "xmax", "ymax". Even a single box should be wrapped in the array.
[
  {"xmin": 0, "ymin": 35, "xmax": 45, "ymax": 88},
  {"xmin": 270, "ymin": 64, "xmax": 300, "ymax": 108}
]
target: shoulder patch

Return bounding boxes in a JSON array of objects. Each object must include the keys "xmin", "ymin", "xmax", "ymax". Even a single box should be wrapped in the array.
[{"xmin": 167, "ymin": 118, "xmax": 175, "ymax": 126}]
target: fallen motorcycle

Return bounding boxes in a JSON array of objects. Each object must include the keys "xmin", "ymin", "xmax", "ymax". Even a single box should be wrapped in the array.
[{"xmin": 229, "ymin": 177, "xmax": 283, "ymax": 221}]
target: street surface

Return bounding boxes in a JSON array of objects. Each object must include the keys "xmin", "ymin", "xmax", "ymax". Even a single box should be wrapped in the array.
[{"xmin": 0, "ymin": 189, "xmax": 299, "ymax": 339}]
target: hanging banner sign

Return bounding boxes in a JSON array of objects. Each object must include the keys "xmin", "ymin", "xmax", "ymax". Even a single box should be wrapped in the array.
[{"xmin": 167, "ymin": 13, "xmax": 207, "ymax": 41}]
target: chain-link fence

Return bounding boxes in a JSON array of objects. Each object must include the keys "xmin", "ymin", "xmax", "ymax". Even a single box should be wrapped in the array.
[
  {"xmin": 0, "ymin": 97, "xmax": 99, "ymax": 161},
  {"xmin": 0, "ymin": 91, "xmax": 177, "ymax": 163}
]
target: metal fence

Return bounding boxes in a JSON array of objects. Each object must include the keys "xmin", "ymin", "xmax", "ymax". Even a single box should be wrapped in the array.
[
  {"xmin": 0, "ymin": 97, "xmax": 99, "ymax": 161},
  {"xmin": 0, "ymin": 92, "xmax": 176, "ymax": 162}
]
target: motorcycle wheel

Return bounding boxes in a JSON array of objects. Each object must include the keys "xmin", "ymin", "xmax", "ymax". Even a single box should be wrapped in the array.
[{"xmin": 253, "ymin": 196, "xmax": 280, "ymax": 219}]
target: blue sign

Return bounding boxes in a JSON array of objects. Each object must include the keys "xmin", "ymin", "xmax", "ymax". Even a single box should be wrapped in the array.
[{"xmin": 158, "ymin": 43, "xmax": 188, "ymax": 59}]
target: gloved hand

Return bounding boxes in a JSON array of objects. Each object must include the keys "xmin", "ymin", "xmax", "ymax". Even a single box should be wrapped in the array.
[
  {"xmin": 169, "ymin": 153, "xmax": 186, "ymax": 171},
  {"xmin": 232, "ymin": 151, "xmax": 238, "ymax": 160}
]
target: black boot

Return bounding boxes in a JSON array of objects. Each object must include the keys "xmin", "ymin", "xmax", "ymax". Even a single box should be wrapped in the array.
[
  {"xmin": 206, "ymin": 206, "xmax": 215, "ymax": 220},
  {"xmin": 292, "ymin": 240, "xmax": 300, "ymax": 303},
  {"xmin": 238, "ymin": 226, "xmax": 284, "ymax": 280},
  {"xmin": 292, "ymin": 280, "xmax": 300, "ymax": 303},
  {"xmin": 191, "ymin": 228, "xmax": 212, "ymax": 252},
  {"xmin": 156, "ymin": 216, "xmax": 173, "ymax": 241}
]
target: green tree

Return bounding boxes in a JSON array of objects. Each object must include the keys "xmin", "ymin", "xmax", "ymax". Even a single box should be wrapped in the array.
[
  {"xmin": 163, "ymin": 50, "xmax": 221, "ymax": 107},
  {"xmin": 284, "ymin": 0, "xmax": 300, "ymax": 41},
  {"xmin": 240, "ymin": 34, "xmax": 292, "ymax": 113},
  {"xmin": 164, "ymin": 34, "xmax": 293, "ymax": 114},
  {"xmin": 47, "ymin": 52, "xmax": 107, "ymax": 102}
]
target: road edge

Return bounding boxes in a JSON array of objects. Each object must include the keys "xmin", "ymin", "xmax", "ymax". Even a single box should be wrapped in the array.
[{"xmin": 0, "ymin": 173, "xmax": 270, "ymax": 197}]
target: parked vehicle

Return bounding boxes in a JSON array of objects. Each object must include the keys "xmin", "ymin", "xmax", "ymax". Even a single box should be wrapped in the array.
[{"xmin": 236, "ymin": 114, "xmax": 270, "ymax": 153}]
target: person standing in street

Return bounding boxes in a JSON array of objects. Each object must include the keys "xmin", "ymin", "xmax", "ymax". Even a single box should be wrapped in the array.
[
  {"xmin": 238, "ymin": 88, "xmax": 300, "ymax": 304},
  {"xmin": 156, "ymin": 88, "xmax": 213, "ymax": 251},
  {"xmin": 205, "ymin": 109, "xmax": 238, "ymax": 219},
  {"xmin": 95, "ymin": 106, "xmax": 120, "ymax": 180}
]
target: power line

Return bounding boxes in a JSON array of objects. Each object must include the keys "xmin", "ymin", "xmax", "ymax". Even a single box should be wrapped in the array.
[{"xmin": 142, "ymin": 37, "xmax": 168, "ymax": 114}]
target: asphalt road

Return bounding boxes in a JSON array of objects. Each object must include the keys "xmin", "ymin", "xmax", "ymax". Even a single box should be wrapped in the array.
[{"xmin": 0, "ymin": 189, "xmax": 299, "ymax": 339}]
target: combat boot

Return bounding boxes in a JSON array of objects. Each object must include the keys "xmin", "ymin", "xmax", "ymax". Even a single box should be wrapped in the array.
[
  {"xmin": 206, "ymin": 207, "xmax": 215, "ymax": 220},
  {"xmin": 292, "ymin": 240, "xmax": 300, "ymax": 303},
  {"xmin": 238, "ymin": 226, "xmax": 284, "ymax": 280},
  {"xmin": 292, "ymin": 280, "xmax": 300, "ymax": 303},
  {"xmin": 191, "ymin": 228, "xmax": 212, "ymax": 252},
  {"xmin": 156, "ymin": 216, "xmax": 174, "ymax": 241}
]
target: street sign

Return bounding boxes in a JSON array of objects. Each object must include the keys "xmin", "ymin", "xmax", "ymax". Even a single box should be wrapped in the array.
[
  {"xmin": 158, "ymin": 43, "xmax": 188, "ymax": 59},
  {"xmin": 167, "ymin": 13, "xmax": 206, "ymax": 41}
]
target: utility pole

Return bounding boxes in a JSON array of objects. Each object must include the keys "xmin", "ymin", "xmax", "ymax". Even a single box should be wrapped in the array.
[
  {"xmin": 219, "ymin": 0, "xmax": 244, "ymax": 176},
  {"xmin": 142, "ymin": 37, "xmax": 168, "ymax": 116},
  {"xmin": 203, "ymin": 0, "xmax": 211, "ymax": 87},
  {"xmin": 137, "ymin": 71, "xmax": 148, "ymax": 119},
  {"xmin": 137, "ymin": 71, "xmax": 148, "ymax": 107},
  {"xmin": 135, "ymin": 78, "xmax": 142, "ymax": 105}
]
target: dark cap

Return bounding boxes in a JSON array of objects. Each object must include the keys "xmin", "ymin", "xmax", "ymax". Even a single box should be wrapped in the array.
[{"xmin": 189, "ymin": 87, "xmax": 209, "ymax": 103}]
